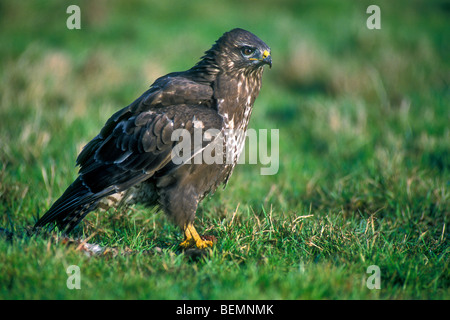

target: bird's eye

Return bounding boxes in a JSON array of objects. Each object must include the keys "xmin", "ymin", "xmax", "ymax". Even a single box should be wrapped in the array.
[{"xmin": 241, "ymin": 47, "xmax": 255, "ymax": 56}]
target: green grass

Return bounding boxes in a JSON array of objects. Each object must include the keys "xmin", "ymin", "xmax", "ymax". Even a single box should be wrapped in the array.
[{"xmin": 0, "ymin": 0, "xmax": 448, "ymax": 299}]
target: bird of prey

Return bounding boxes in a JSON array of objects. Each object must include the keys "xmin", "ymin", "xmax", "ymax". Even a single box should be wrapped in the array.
[{"xmin": 34, "ymin": 28, "xmax": 272, "ymax": 249}]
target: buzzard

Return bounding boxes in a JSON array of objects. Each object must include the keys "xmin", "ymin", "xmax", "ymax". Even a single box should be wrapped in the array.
[{"xmin": 34, "ymin": 28, "xmax": 272, "ymax": 249}]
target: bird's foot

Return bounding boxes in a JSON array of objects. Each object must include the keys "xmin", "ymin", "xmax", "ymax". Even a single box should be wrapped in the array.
[
  {"xmin": 179, "ymin": 237, "xmax": 213, "ymax": 249},
  {"xmin": 180, "ymin": 223, "xmax": 214, "ymax": 249}
]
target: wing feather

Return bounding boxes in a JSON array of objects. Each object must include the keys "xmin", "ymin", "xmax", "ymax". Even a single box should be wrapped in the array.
[{"xmin": 74, "ymin": 74, "xmax": 217, "ymax": 198}]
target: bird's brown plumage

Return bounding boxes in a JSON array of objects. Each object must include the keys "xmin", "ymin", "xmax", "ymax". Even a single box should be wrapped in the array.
[{"xmin": 35, "ymin": 28, "xmax": 272, "ymax": 248}]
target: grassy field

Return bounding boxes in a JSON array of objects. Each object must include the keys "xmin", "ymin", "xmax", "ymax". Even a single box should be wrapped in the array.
[{"xmin": 0, "ymin": 0, "xmax": 448, "ymax": 299}]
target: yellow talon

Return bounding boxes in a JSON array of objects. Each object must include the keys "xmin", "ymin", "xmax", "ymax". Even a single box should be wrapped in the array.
[{"xmin": 179, "ymin": 223, "xmax": 213, "ymax": 249}]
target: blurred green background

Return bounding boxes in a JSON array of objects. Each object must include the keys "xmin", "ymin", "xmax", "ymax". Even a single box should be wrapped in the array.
[{"xmin": 0, "ymin": 0, "xmax": 448, "ymax": 299}]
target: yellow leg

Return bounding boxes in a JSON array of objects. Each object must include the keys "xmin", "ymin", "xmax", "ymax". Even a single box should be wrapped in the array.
[{"xmin": 179, "ymin": 223, "xmax": 213, "ymax": 249}]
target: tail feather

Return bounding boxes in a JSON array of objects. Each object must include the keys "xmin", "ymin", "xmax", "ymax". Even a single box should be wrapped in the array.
[{"xmin": 35, "ymin": 177, "xmax": 114, "ymax": 232}]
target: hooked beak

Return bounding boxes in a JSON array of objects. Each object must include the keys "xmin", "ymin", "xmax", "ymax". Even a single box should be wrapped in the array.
[
  {"xmin": 250, "ymin": 49, "xmax": 272, "ymax": 68},
  {"xmin": 261, "ymin": 49, "xmax": 272, "ymax": 68}
]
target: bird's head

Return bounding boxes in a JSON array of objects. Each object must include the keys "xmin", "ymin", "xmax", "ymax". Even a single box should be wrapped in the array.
[{"xmin": 203, "ymin": 28, "xmax": 272, "ymax": 74}]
